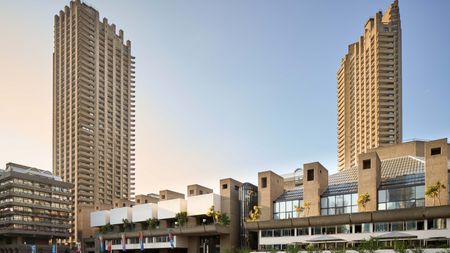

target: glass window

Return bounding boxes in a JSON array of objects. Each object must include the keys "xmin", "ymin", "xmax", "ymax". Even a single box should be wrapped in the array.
[
  {"xmin": 405, "ymin": 221, "xmax": 417, "ymax": 231},
  {"xmin": 337, "ymin": 225, "xmax": 351, "ymax": 234},
  {"xmin": 378, "ymin": 190, "xmax": 386, "ymax": 203},
  {"xmin": 297, "ymin": 228, "xmax": 309, "ymax": 236},
  {"xmin": 428, "ymin": 219, "xmax": 446, "ymax": 230},
  {"xmin": 375, "ymin": 222, "xmax": 389, "ymax": 232},
  {"xmin": 328, "ymin": 196, "xmax": 336, "ymax": 208},
  {"xmin": 321, "ymin": 197, "xmax": 328, "ymax": 208},
  {"xmin": 362, "ymin": 223, "xmax": 371, "ymax": 233},
  {"xmin": 336, "ymin": 195, "xmax": 344, "ymax": 207},
  {"xmin": 344, "ymin": 194, "xmax": 351, "ymax": 206},
  {"xmin": 391, "ymin": 222, "xmax": 404, "ymax": 231}
]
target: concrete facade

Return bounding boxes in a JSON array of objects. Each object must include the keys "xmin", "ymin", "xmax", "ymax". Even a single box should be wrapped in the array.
[
  {"xmin": 303, "ymin": 162, "xmax": 328, "ymax": 216},
  {"xmin": 246, "ymin": 139, "xmax": 450, "ymax": 250},
  {"xmin": 89, "ymin": 179, "xmax": 242, "ymax": 253},
  {"xmin": 424, "ymin": 139, "xmax": 449, "ymax": 206},
  {"xmin": 357, "ymin": 152, "xmax": 382, "ymax": 212},
  {"xmin": 258, "ymin": 171, "xmax": 285, "ymax": 221},
  {"xmin": 53, "ymin": 0, "xmax": 135, "ymax": 242},
  {"xmin": 0, "ymin": 163, "xmax": 72, "ymax": 253},
  {"xmin": 337, "ymin": 0, "xmax": 402, "ymax": 170}
]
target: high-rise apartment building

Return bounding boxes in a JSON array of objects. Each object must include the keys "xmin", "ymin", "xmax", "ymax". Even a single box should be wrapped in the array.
[
  {"xmin": 337, "ymin": 0, "xmax": 402, "ymax": 170},
  {"xmin": 53, "ymin": 0, "xmax": 135, "ymax": 241}
]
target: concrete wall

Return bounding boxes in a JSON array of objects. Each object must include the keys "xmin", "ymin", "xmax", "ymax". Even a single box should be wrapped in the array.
[
  {"xmin": 187, "ymin": 193, "xmax": 221, "ymax": 216},
  {"xmin": 159, "ymin": 190, "xmax": 185, "ymax": 200},
  {"xmin": 425, "ymin": 138, "xmax": 449, "ymax": 206},
  {"xmin": 187, "ymin": 184, "xmax": 213, "ymax": 197},
  {"xmin": 357, "ymin": 152, "xmax": 381, "ymax": 212},
  {"xmin": 110, "ymin": 207, "xmax": 132, "ymax": 225},
  {"xmin": 90, "ymin": 210, "xmax": 110, "ymax": 227},
  {"xmin": 157, "ymin": 198, "xmax": 187, "ymax": 219},
  {"xmin": 220, "ymin": 178, "xmax": 242, "ymax": 252},
  {"xmin": 369, "ymin": 140, "xmax": 425, "ymax": 160},
  {"xmin": 131, "ymin": 203, "xmax": 158, "ymax": 222},
  {"xmin": 302, "ymin": 162, "xmax": 328, "ymax": 217},
  {"xmin": 258, "ymin": 171, "xmax": 284, "ymax": 221}
]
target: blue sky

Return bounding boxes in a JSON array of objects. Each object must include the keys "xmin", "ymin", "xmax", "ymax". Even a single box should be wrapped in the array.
[{"xmin": 0, "ymin": 0, "xmax": 449, "ymax": 194}]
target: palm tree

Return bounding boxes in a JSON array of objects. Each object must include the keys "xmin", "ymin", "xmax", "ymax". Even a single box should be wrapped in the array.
[
  {"xmin": 358, "ymin": 192, "xmax": 371, "ymax": 211},
  {"xmin": 294, "ymin": 205, "xmax": 304, "ymax": 217},
  {"xmin": 425, "ymin": 181, "xmax": 447, "ymax": 206},
  {"xmin": 302, "ymin": 201, "xmax": 311, "ymax": 217}
]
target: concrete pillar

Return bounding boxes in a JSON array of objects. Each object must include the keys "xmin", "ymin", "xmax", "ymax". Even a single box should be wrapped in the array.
[
  {"xmin": 219, "ymin": 178, "xmax": 242, "ymax": 252},
  {"xmin": 303, "ymin": 162, "xmax": 328, "ymax": 216},
  {"xmin": 257, "ymin": 171, "xmax": 284, "ymax": 221},
  {"xmin": 425, "ymin": 138, "xmax": 449, "ymax": 206},
  {"xmin": 357, "ymin": 151, "xmax": 381, "ymax": 212},
  {"xmin": 188, "ymin": 237, "xmax": 200, "ymax": 253}
]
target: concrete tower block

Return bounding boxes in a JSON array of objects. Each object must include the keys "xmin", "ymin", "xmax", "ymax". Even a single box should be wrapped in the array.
[
  {"xmin": 425, "ymin": 139, "xmax": 449, "ymax": 206},
  {"xmin": 303, "ymin": 162, "xmax": 328, "ymax": 217},
  {"xmin": 257, "ymin": 171, "xmax": 284, "ymax": 221},
  {"xmin": 357, "ymin": 152, "xmax": 381, "ymax": 212}
]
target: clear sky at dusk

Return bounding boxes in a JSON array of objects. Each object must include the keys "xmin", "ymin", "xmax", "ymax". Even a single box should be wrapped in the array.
[{"xmin": 0, "ymin": 0, "xmax": 449, "ymax": 194}]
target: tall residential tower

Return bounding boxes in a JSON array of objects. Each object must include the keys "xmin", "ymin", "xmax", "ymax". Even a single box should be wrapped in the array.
[
  {"xmin": 53, "ymin": 0, "xmax": 135, "ymax": 240},
  {"xmin": 337, "ymin": 0, "xmax": 402, "ymax": 170}
]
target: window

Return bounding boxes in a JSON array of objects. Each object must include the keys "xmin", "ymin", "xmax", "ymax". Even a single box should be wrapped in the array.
[
  {"xmin": 307, "ymin": 169, "xmax": 314, "ymax": 181},
  {"xmin": 378, "ymin": 185, "xmax": 424, "ymax": 210},
  {"xmin": 431, "ymin": 147, "xmax": 441, "ymax": 156},
  {"xmin": 321, "ymin": 193, "xmax": 358, "ymax": 215},
  {"xmin": 261, "ymin": 177, "xmax": 267, "ymax": 188},
  {"xmin": 384, "ymin": 27, "xmax": 389, "ymax": 32},
  {"xmin": 222, "ymin": 184, "xmax": 228, "ymax": 189},
  {"xmin": 189, "ymin": 190, "xmax": 194, "ymax": 195},
  {"xmin": 234, "ymin": 185, "xmax": 239, "ymax": 191},
  {"xmin": 274, "ymin": 199, "xmax": 301, "ymax": 219},
  {"xmin": 428, "ymin": 218, "xmax": 446, "ymax": 230},
  {"xmin": 363, "ymin": 159, "xmax": 371, "ymax": 169}
]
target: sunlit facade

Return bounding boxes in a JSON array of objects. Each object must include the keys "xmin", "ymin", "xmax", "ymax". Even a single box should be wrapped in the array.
[{"xmin": 53, "ymin": 0, "xmax": 135, "ymax": 241}]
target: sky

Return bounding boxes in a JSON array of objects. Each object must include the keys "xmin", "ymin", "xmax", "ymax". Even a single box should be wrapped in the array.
[{"xmin": 0, "ymin": 0, "xmax": 449, "ymax": 195}]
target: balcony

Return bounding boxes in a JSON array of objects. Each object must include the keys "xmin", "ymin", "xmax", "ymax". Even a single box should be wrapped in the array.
[
  {"xmin": 187, "ymin": 193, "xmax": 221, "ymax": 216},
  {"xmin": 158, "ymin": 199, "xmax": 187, "ymax": 220},
  {"xmin": 110, "ymin": 207, "xmax": 132, "ymax": 225},
  {"xmin": 90, "ymin": 210, "xmax": 110, "ymax": 227},
  {"xmin": 132, "ymin": 203, "xmax": 158, "ymax": 222}
]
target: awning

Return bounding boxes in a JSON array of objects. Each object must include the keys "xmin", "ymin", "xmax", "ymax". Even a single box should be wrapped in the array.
[
  {"xmin": 375, "ymin": 232, "xmax": 418, "ymax": 240},
  {"xmin": 307, "ymin": 235, "xmax": 346, "ymax": 242}
]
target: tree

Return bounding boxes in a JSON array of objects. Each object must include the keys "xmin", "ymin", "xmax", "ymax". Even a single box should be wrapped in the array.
[
  {"xmin": 219, "ymin": 213, "xmax": 231, "ymax": 226},
  {"xmin": 247, "ymin": 206, "xmax": 261, "ymax": 222},
  {"xmin": 303, "ymin": 201, "xmax": 311, "ymax": 217},
  {"xmin": 425, "ymin": 181, "xmax": 447, "ymax": 206},
  {"xmin": 122, "ymin": 218, "xmax": 132, "ymax": 232},
  {"xmin": 175, "ymin": 212, "xmax": 188, "ymax": 227},
  {"xmin": 146, "ymin": 218, "xmax": 159, "ymax": 229},
  {"xmin": 98, "ymin": 223, "xmax": 113, "ymax": 234},
  {"xmin": 294, "ymin": 205, "xmax": 304, "ymax": 217},
  {"xmin": 286, "ymin": 244, "xmax": 300, "ymax": 253},
  {"xmin": 358, "ymin": 192, "xmax": 371, "ymax": 211}
]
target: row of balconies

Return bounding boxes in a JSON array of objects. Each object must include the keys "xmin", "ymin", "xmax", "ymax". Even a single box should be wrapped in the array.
[{"xmin": 91, "ymin": 193, "xmax": 221, "ymax": 227}]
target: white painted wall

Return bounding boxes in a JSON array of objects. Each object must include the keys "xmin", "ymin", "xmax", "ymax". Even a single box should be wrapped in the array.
[
  {"xmin": 90, "ymin": 210, "xmax": 110, "ymax": 227},
  {"xmin": 132, "ymin": 203, "xmax": 158, "ymax": 222},
  {"xmin": 157, "ymin": 198, "xmax": 187, "ymax": 219},
  {"xmin": 110, "ymin": 207, "xmax": 132, "ymax": 225},
  {"xmin": 187, "ymin": 193, "xmax": 221, "ymax": 216}
]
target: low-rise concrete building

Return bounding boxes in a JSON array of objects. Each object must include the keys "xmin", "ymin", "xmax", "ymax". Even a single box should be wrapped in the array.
[
  {"xmin": 0, "ymin": 163, "xmax": 72, "ymax": 253},
  {"xmin": 245, "ymin": 139, "xmax": 450, "ymax": 250},
  {"xmin": 89, "ymin": 181, "xmax": 243, "ymax": 253}
]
